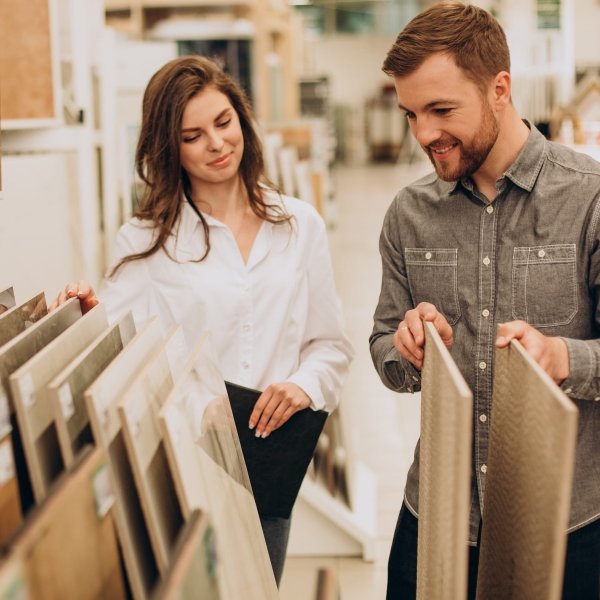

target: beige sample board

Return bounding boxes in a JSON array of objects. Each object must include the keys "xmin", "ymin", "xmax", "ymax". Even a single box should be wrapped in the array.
[
  {"xmin": 0, "ymin": 292, "xmax": 47, "ymax": 358},
  {"xmin": 9, "ymin": 304, "xmax": 108, "ymax": 503},
  {"xmin": 5, "ymin": 446, "xmax": 126, "ymax": 599},
  {"xmin": 48, "ymin": 311, "xmax": 136, "ymax": 467},
  {"xmin": 118, "ymin": 326, "xmax": 187, "ymax": 576},
  {"xmin": 152, "ymin": 509, "xmax": 222, "ymax": 600},
  {"xmin": 0, "ymin": 297, "xmax": 81, "ymax": 511},
  {"xmin": 159, "ymin": 332, "xmax": 279, "ymax": 600},
  {"xmin": 85, "ymin": 317, "xmax": 163, "ymax": 600},
  {"xmin": 416, "ymin": 322, "xmax": 473, "ymax": 600},
  {"xmin": 476, "ymin": 340, "xmax": 578, "ymax": 600}
]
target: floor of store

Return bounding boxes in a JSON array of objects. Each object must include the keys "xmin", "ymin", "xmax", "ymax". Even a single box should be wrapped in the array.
[{"xmin": 279, "ymin": 159, "xmax": 432, "ymax": 599}]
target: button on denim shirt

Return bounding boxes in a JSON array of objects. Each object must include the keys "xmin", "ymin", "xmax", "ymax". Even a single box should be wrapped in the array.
[{"xmin": 370, "ymin": 124, "xmax": 600, "ymax": 544}]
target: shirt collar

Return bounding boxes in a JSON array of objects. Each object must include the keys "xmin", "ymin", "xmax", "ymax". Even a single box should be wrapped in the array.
[{"xmin": 447, "ymin": 120, "xmax": 547, "ymax": 196}]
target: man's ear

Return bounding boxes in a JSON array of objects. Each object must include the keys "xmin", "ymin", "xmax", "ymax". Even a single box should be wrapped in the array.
[{"xmin": 492, "ymin": 71, "xmax": 512, "ymax": 108}]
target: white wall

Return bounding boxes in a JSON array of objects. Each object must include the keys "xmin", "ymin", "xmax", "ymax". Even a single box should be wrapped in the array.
[
  {"xmin": 573, "ymin": 0, "xmax": 600, "ymax": 68},
  {"xmin": 0, "ymin": 154, "xmax": 84, "ymax": 302}
]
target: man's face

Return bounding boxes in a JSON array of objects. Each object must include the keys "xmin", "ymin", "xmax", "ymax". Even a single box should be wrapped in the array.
[{"xmin": 393, "ymin": 53, "xmax": 499, "ymax": 182}]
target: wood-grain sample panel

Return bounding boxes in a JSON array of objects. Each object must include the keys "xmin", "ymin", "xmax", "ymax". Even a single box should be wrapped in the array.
[
  {"xmin": 0, "ymin": 297, "xmax": 81, "ymax": 512},
  {"xmin": 8, "ymin": 446, "xmax": 126, "ymax": 599},
  {"xmin": 48, "ymin": 311, "xmax": 136, "ymax": 467},
  {"xmin": 159, "ymin": 332, "xmax": 278, "ymax": 600},
  {"xmin": 0, "ymin": 292, "xmax": 47, "ymax": 349},
  {"xmin": 476, "ymin": 340, "xmax": 578, "ymax": 600},
  {"xmin": 118, "ymin": 326, "xmax": 187, "ymax": 576},
  {"xmin": 9, "ymin": 304, "xmax": 108, "ymax": 502},
  {"xmin": 0, "ymin": 429, "xmax": 22, "ymax": 545},
  {"xmin": 152, "ymin": 509, "xmax": 222, "ymax": 600},
  {"xmin": 85, "ymin": 317, "xmax": 163, "ymax": 600},
  {"xmin": 416, "ymin": 322, "xmax": 473, "ymax": 600}
]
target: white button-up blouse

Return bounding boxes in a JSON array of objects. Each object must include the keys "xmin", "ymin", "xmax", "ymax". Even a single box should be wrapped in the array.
[{"xmin": 98, "ymin": 192, "xmax": 353, "ymax": 412}]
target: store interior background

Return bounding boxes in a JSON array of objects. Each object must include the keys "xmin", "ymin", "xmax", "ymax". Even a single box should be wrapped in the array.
[{"xmin": 1, "ymin": 0, "xmax": 599, "ymax": 597}]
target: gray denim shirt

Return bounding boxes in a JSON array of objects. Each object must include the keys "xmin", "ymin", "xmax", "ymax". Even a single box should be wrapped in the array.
[{"xmin": 370, "ymin": 124, "xmax": 600, "ymax": 544}]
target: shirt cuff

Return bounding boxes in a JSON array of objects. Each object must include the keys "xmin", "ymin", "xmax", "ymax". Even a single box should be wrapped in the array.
[
  {"xmin": 286, "ymin": 374, "xmax": 327, "ymax": 412},
  {"xmin": 560, "ymin": 337, "xmax": 595, "ymax": 398},
  {"xmin": 382, "ymin": 346, "xmax": 421, "ymax": 392}
]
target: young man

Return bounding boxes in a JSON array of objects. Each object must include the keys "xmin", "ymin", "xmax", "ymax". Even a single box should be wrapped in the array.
[{"xmin": 369, "ymin": 2, "xmax": 600, "ymax": 598}]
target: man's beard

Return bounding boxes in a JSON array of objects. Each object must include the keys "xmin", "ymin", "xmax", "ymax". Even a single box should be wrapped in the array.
[{"xmin": 425, "ymin": 101, "xmax": 499, "ymax": 182}]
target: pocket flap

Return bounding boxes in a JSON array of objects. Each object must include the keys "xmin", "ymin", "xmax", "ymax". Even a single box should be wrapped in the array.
[
  {"xmin": 513, "ymin": 244, "xmax": 576, "ymax": 265},
  {"xmin": 405, "ymin": 248, "xmax": 458, "ymax": 265}
]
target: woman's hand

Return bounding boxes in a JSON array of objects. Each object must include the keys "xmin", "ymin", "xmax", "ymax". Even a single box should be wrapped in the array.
[
  {"xmin": 249, "ymin": 382, "xmax": 311, "ymax": 438},
  {"xmin": 49, "ymin": 280, "xmax": 100, "ymax": 314}
]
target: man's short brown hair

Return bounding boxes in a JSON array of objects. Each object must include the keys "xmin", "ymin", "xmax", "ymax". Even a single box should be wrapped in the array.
[{"xmin": 382, "ymin": 1, "xmax": 510, "ymax": 92}]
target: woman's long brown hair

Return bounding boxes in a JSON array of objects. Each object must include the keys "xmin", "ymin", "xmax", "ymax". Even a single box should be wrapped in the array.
[{"xmin": 109, "ymin": 55, "xmax": 289, "ymax": 276}]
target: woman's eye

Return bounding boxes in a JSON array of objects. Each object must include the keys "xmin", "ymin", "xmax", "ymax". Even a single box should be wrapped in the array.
[
  {"xmin": 217, "ymin": 119, "xmax": 231, "ymax": 128},
  {"xmin": 182, "ymin": 135, "xmax": 200, "ymax": 143}
]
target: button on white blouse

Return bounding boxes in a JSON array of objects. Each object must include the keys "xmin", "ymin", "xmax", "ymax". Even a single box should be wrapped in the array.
[{"xmin": 98, "ymin": 192, "xmax": 354, "ymax": 412}]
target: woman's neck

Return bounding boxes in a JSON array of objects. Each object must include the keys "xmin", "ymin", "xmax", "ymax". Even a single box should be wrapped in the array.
[{"xmin": 190, "ymin": 177, "xmax": 249, "ymax": 222}]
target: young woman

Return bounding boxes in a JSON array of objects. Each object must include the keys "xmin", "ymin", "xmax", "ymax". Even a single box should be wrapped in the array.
[{"xmin": 53, "ymin": 55, "xmax": 353, "ymax": 584}]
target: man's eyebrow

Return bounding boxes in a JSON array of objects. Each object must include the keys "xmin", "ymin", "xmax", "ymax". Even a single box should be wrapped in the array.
[{"xmin": 397, "ymin": 99, "xmax": 453, "ymax": 112}]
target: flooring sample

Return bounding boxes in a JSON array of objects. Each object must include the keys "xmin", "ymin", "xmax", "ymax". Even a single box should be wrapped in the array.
[
  {"xmin": 416, "ymin": 322, "xmax": 473, "ymax": 600},
  {"xmin": 117, "ymin": 326, "xmax": 187, "ymax": 576},
  {"xmin": 0, "ymin": 292, "xmax": 47, "ymax": 356},
  {"xmin": 226, "ymin": 380, "xmax": 327, "ymax": 518},
  {"xmin": 476, "ymin": 340, "xmax": 578, "ymax": 600},
  {"xmin": 9, "ymin": 304, "xmax": 108, "ymax": 502},
  {"xmin": 47, "ymin": 311, "xmax": 136, "ymax": 467},
  {"xmin": 85, "ymin": 317, "xmax": 163, "ymax": 600},
  {"xmin": 0, "ymin": 297, "xmax": 81, "ymax": 511},
  {"xmin": 153, "ymin": 509, "xmax": 222, "ymax": 600},
  {"xmin": 0, "ymin": 429, "xmax": 22, "ymax": 545},
  {"xmin": 159, "ymin": 332, "xmax": 279, "ymax": 600},
  {"xmin": 6, "ymin": 446, "xmax": 126, "ymax": 599},
  {"xmin": 0, "ymin": 287, "xmax": 16, "ymax": 314}
]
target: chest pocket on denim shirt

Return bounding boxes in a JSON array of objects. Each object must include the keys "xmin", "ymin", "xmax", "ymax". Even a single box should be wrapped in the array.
[
  {"xmin": 512, "ymin": 244, "xmax": 577, "ymax": 327},
  {"xmin": 405, "ymin": 248, "xmax": 461, "ymax": 325}
]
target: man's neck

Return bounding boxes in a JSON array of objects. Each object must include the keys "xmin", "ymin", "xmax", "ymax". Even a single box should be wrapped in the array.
[{"xmin": 472, "ymin": 110, "xmax": 530, "ymax": 201}]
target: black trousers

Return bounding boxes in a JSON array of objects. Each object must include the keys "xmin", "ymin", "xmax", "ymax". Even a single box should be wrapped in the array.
[{"xmin": 387, "ymin": 502, "xmax": 600, "ymax": 599}]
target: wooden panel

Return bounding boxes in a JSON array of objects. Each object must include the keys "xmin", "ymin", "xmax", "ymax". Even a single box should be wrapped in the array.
[
  {"xmin": 0, "ymin": 292, "xmax": 47, "ymax": 349},
  {"xmin": 0, "ymin": 0, "xmax": 57, "ymax": 121},
  {"xmin": 8, "ymin": 446, "xmax": 126, "ymax": 599},
  {"xmin": 9, "ymin": 304, "xmax": 108, "ymax": 502},
  {"xmin": 117, "ymin": 326, "xmax": 187, "ymax": 576},
  {"xmin": 476, "ymin": 340, "xmax": 578, "ymax": 600},
  {"xmin": 152, "ymin": 509, "xmax": 222, "ymax": 600},
  {"xmin": 416, "ymin": 322, "xmax": 472, "ymax": 600},
  {"xmin": 0, "ymin": 297, "xmax": 82, "ymax": 512},
  {"xmin": 159, "ymin": 332, "xmax": 278, "ymax": 600},
  {"xmin": 47, "ymin": 311, "xmax": 136, "ymax": 467},
  {"xmin": 0, "ymin": 287, "xmax": 16, "ymax": 314},
  {"xmin": 0, "ymin": 430, "xmax": 22, "ymax": 545},
  {"xmin": 85, "ymin": 317, "xmax": 163, "ymax": 600}
]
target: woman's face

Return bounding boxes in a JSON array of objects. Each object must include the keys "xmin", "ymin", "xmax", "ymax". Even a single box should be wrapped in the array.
[{"xmin": 179, "ymin": 86, "xmax": 244, "ymax": 189}]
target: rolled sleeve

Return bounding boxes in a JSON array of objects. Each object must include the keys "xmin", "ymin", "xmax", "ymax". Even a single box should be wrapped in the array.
[{"xmin": 561, "ymin": 337, "xmax": 600, "ymax": 400}]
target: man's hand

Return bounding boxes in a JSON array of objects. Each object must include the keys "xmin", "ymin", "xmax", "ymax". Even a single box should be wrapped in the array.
[
  {"xmin": 496, "ymin": 320, "xmax": 570, "ymax": 384},
  {"xmin": 49, "ymin": 280, "xmax": 99, "ymax": 314},
  {"xmin": 249, "ymin": 382, "xmax": 311, "ymax": 439},
  {"xmin": 393, "ymin": 302, "xmax": 453, "ymax": 369}
]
